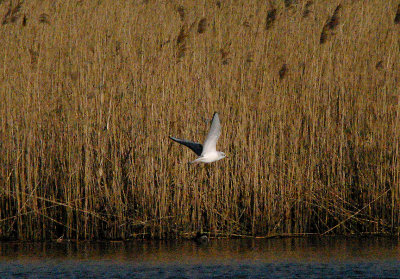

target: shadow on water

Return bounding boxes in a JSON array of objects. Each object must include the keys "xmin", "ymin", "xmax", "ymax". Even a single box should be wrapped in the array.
[{"xmin": 0, "ymin": 237, "xmax": 399, "ymax": 278}]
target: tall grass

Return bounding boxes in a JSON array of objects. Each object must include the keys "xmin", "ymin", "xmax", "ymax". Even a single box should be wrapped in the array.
[{"xmin": 0, "ymin": 0, "xmax": 399, "ymax": 240}]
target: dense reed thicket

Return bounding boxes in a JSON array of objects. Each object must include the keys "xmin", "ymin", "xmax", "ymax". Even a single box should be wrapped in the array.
[{"xmin": 1, "ymin": 0, "xmax": 400, "ymax": 240}]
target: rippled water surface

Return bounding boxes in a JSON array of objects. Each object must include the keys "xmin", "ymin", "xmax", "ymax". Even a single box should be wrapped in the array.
[{"xmin": 0, "ymin": 237, "xmax": 399, "ymax": 278}]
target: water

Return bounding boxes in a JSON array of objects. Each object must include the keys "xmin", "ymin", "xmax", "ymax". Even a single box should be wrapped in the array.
[{"xmin": 0, "ymin": 237, "xmax": 399, "ymax": 278}]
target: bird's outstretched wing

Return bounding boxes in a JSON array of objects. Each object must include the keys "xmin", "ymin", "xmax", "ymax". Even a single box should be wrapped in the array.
[
  {"xmin": 169, "ymin": 136, "xmax": 203, "ymax": 156},
  {"xmin": 201, "ymin": 112, "xmax": 221, "ymax": 155}
]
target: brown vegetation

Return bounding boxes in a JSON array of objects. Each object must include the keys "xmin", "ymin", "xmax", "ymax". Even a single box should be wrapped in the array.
[
  {"xmin": 265, "ymin": 8, "xmax": 277, "ymax": 30},
  {"xmin": 0, "ymin": 0, "xmax": 400, "ymax": 240},
  {"xmin": 320, "ymin": 4, "xmax": 341, "ymax": 44}
]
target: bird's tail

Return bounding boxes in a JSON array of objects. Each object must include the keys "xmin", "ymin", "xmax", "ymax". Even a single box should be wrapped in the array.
[{"xmin": 189, "ymin": 157, "xmax": 203, "ymax": 165}]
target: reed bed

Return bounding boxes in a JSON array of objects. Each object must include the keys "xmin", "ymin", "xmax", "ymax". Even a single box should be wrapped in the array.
[{"xmin": 0, "ymin": 0, "xmax": 400, "ymax": 240}]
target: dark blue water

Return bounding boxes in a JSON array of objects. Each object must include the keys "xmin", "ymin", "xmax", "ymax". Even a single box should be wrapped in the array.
[{"xmin": 0, "ymin": 237, "xmax": 399, "ymax": 278}]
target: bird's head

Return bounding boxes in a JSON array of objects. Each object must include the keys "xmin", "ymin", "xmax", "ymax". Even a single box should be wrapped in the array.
[{"xmin": 218, "ymin": 151, "xmax": 227, "ymax": 159}]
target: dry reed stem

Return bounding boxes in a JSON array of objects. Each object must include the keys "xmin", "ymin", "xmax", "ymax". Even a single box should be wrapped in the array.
[{"xmin": 322, "ymin": 188, "xmax": 391, "ymax": 235}]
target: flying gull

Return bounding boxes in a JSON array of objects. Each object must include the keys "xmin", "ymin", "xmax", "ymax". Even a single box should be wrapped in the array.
[{"xmin": 169, "ymin": 112, "xmax": 226, "ymax": 164}]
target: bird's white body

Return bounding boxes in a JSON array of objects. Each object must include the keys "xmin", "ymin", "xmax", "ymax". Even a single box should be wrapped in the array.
[
  {"xmin": 190, "ymin": 151, "xmax": 225, "ymax": 164},
  {"xmin": 170, "ymin": 112, "xmax": 226, "ymax": 164}
]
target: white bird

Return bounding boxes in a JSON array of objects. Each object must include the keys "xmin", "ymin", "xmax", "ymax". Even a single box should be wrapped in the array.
[{"xmin": 170, "ymin": 112, "xmax": 226, "ymax": 164}]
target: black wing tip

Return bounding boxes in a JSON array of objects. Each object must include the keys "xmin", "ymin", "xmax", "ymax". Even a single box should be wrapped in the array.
[
  {"xmin": 169, "ymin": 136, "xmax": 185, "ymax": 144},
  {"xmin": 212, "ymin": 112, "xmax": 219, "ymax": 119}
]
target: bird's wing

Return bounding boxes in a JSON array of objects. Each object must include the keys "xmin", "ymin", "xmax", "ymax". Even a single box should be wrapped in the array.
[
  {"xmin": 169, "ymin": 136, "xmax": 203, "ymax": 156},
  {"xmin": 201, "ymin": 112, "xmax": 221, "ymax": 155}
]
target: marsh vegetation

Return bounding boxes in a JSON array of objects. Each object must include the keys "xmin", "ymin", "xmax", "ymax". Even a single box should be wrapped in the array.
[{"xmin": 0, "ymin": 0, "xmax": 400, "ymax": 240}]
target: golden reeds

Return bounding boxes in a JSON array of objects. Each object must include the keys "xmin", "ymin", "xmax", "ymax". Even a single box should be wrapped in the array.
[
  {"xmin": 176, "ymin": 25, "xmax": 188, "ymax": 61},
  {"xmin": 320, "ymin": 4, "xmax": 341, "ymax": 44},
  {"xmin": 176, "ymin": 5, "xmax": 185, "ymax": 21},
  {"xmin": 395, "ymin": 4, "xmax": 400, "ymax": 24},
  {"xmin": 22, "ymin": 14, "xmax": 26, "ymax": 26},
  {"xmin": 279, "ymin": 64, "xmax": 288, "ymax": 79},
  {"xmin": 1, "ymin": 0, "xmax": 22, "ymax": 25},
  {"xmin": 265, "ymin": 8, "xmax": 276, "ymax": 30},
  {"xmin": 197, "ymin": 18, "xmax": 207, "ymax": 34},
  {"xmin": 0, "ymin": 0, "xmax": 399, "ymax": 240},
  {"xmin": 220, "ymin": 45, "xmax": 230, "ymax": 65},
  {"xmin": 38, "ymin": 13, "xmax": 49, "ymax": 24},
  {"xmin": 303, "ymin": 1, "xmax": 313, "ymax": 18},
  {"xmin": 284, "ymin": 0, "xmax": 294, "ymax": 9}
]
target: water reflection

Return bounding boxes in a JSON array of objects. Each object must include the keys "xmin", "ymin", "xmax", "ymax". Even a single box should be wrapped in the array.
[
  {"xmin": 0, "ymin": 237, "xmax": 399, "ymax": 278},
  {"xmin": 1, "ymin": 237, "xmax": 399, "ymax": 263}
]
